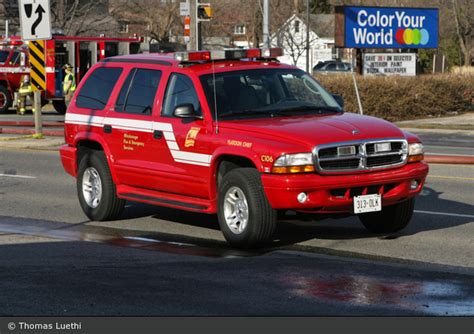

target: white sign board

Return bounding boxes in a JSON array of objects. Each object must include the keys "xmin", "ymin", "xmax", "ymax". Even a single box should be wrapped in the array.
[
  {"xmin": 180, "ymin": 2, "xmax": 190, "ymax": 16},
  {"xmin": 363, "ymin": 53, "xmax": 416, "ymax": 76},
  {"xmin": 19, "ymin": 0, "xmax": 52, "ymax": 41}
]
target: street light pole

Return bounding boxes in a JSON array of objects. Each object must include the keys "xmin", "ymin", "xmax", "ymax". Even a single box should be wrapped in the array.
[
  {"xmin": 263, "ymin": 0, "xmax": 270, "ymax": 48},
  {"xmin": 306, "ymin": 0, "xmax": 310, "ymax": 73}
]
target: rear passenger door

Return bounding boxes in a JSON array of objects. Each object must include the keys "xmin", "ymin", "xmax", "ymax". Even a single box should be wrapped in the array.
[{"xmin": 105, "ymin": 67, "xmax": 163, "ymax": 189}]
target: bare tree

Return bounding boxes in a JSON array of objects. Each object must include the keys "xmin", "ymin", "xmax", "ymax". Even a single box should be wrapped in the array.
[
  {"xmin": 50, "ymin": 0, "xmax": 118, "ymax": 36},
  {"xmin": 112, "ymin": 0, "xmax": 181, "ymax": 44},
  {"xmin": 274, "ymin": 16, "xmax": 319, "ymax": 65},
  {"xmin": 451, "ymin": 0, "xmax": 473, "ymax": 65}
]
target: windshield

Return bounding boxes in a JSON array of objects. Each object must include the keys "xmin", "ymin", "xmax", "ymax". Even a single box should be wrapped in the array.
[
  {"xmin": 0, "ymin": 51, "xmax": 10, "ymax": 64},
  {"xmin": 200, "ymin": 69, "xmax": 342, "ymax": 120}
]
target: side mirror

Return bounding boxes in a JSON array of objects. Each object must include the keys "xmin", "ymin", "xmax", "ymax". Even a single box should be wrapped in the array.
[
  {"xmin": 332, "ymin": 94, "xmax": 344, "ymax": 109},
  {"xmin": 173, "ymin": 103, "xmax": 198, "ymax": 118},
  {"xmin": 20, "ymin": 53, "xmax": 26, "ymax": 67}
]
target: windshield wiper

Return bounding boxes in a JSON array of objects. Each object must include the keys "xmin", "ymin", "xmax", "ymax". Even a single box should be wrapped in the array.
[
  {"xmin": 276, "ymin": 105, "xmax": 342, "ymax": 114},
  {"xmin": 219, "ymin": 109, "xmax": 284, "ymax": 119}
]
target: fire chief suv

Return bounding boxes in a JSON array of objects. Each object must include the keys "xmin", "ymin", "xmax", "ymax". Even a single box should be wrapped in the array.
[{"xmin": 60, "ymin": 48, "xmax": 429, "ymax": 248}]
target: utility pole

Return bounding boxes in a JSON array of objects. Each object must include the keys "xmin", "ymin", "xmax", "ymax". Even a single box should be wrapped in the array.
[
  {"xmin": 188, "ymin": 0, "xmax": 196, "ymax": 50},
  {"xmin": 263, "ymin": 0, "xmax": 270, "ymax": 48},
  {"xmin": 306, "ymin": 0, "xmax": 310, "ymax": 73}
]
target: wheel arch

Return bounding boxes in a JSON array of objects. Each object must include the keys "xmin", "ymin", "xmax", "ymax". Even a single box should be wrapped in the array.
[
  {"xmin": 75, "ymin": 136, "xmax": 119, "ymax": 184},
  {"xmin": 209, "ymin": 153, "xmax": 260, "ymax": 202}
]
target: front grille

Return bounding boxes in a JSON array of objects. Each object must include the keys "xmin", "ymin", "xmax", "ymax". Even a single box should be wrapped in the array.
[
  {"xmin": 366, "ymin": 155, "xmax": 403, "ymax": 167},
  {"xmin": 314, "ymin": 139, "xmax": 408, "ymax": 174},
  {"xmin": 320, "ymin": 158, "xmax": 360, "ymax": 170}
]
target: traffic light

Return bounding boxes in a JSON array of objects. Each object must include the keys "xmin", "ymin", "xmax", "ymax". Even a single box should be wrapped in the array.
[{"xmin": 197, "ymin": 3, "xmax": 213, "ymax": 21}]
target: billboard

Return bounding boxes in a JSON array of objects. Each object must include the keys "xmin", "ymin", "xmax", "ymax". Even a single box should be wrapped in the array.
[
  {"xmin": 363, "ymin": 53, "xmax": 416, "ymax": 76},
  {"xmin": 337, "ymin": 6, "xmax": 438, "ymax": 49}
]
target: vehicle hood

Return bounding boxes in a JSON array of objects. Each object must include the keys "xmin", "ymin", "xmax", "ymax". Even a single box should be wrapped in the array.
[{"xmin": 219, "ymin": 112, "xmax": 406, "ymax": 147}]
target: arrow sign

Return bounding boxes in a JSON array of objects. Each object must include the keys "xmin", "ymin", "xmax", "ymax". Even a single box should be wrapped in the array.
[
  {"xmin": 19, "ymin": 0, "xmax": 52, "ymax": 41},
  {"xmin": 31, "ymin": 5, "xmax": 45, "ymax": 35}
]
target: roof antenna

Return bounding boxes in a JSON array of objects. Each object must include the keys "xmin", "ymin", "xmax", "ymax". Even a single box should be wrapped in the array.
[{"xmin": 211, "ymin": 58, "xmax": 219, "ymax": 134}]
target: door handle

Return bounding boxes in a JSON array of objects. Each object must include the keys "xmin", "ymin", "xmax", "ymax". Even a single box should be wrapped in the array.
[
  {"xmin": 103, "ymin": 125, "xmax": 112, "ymax": 134},
  {"xmin": 153, "ymin": 130, "xmax": 163, "ymax": 139}
]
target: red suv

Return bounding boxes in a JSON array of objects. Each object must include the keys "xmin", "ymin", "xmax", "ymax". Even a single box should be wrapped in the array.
[{"xmin": 60, "ymin": 48, "xmax": 429, "ymax": 248}]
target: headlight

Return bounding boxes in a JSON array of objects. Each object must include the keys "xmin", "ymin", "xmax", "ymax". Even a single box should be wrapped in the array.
[
  {"xmin": 408, "ymin": 143, "xmax": 424, "ymax": 162},
  {"xmin": 272, "ymin": 153, "xmax": 315, "ymax": 173}
]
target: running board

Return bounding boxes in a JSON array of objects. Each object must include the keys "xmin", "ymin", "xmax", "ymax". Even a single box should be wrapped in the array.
[{"xmin": 116, "ymin": 185, "xmax": 211, "ymax": 212}]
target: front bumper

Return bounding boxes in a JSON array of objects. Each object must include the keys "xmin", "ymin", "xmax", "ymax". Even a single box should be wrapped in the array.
[{"xmin": 261, "ymin": 162, "xmax": 429, "ymax": 213}]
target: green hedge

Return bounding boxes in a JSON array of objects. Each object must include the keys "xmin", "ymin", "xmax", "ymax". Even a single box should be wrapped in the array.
[{"xmin": 315, "ymin": 74, "xmax": 474, "ymax": 122}]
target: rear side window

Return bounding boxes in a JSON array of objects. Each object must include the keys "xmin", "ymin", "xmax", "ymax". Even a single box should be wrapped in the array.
[
  {"xmin": 115, "ymin": 68, "xmax": 162, "ymax": 115},
  {"xmin": 76, "ymin": 67, "xmax": 122, "ymax": 110}
]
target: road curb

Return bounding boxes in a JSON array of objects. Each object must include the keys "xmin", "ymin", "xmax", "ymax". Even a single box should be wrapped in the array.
[
  {"xmin": 425, "ymin": 155, "xmax": 474, "ymax": 165},
  {"xmin": 0, "ymin": 127, "xmax": 63, "ymax": 137},
  {"xmin": 0, "ymin": 120, "xmax": 64, "ymax": 127},
  {"xmin": 0, "ymin": 134, "xmax": 34, "ymax": 141}
]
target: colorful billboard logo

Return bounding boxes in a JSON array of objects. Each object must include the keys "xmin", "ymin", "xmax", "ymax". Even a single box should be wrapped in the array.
[
  {"xmin": 343, "ymin": 6, "xmax": 439, "ymax": 49},
  {"xmin": 395, "ymin": 28, "xmax": 430, "ymax": 45}
]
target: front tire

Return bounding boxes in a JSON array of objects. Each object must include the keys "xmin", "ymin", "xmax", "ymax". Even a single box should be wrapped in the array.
[
  {"xmin": 359, "ymin": 198, "xmax": 415, "ymax": 233},
  {"xmin": 77, "ymin": 150, "xmax": 125, "ymax": 221},
  {"xmin": 53, "ymin": 100, "xmax": 67, "ymax": 114},
  {"xmin": 217, "ymin": 168, "xmax": 276, "ymax": 248}
]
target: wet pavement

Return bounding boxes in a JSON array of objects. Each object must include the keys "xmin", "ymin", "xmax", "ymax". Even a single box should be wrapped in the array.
[{"xmin": 0, "ymin": 216, "xmax": 473, "ymax": 316}]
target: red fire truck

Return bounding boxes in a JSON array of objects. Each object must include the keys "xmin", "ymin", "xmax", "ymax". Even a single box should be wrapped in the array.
[{"xmin": 0, "ymin": 35, "xmax": 142, "ymax": 114}]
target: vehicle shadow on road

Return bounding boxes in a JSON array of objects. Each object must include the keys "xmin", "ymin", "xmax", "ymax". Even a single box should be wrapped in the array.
[
  {"xmin": 121, "ymin": 202, "xmax": 221, "ymax": 231},
  {"xmin": 118, "ymin": 186, "xmax": 473, "ymax": 249},
  {"xmin": 271, "ymin": 186, "xmax": 474, "ymax": 247}
]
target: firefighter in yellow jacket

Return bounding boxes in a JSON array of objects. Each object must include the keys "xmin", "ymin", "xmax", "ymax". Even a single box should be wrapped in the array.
[
  {"xmin": 62, "ymin": 63, "xmax": 76, "ymax": 106},
  {"xmin": 17, "ymin": 75, "xmax": 34, "ymax": 115}
]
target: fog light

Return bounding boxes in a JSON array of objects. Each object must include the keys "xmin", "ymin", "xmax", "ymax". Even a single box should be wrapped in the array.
[
  {"xmin": 297, "ymin": 192, "xmax": 308, "ymax": 203},
  {"xmin": 410, "ymin": 180, "xmax": 419, "ymax": 190}
]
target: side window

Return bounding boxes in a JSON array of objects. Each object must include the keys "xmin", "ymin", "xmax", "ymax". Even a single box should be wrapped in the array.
[
  {"xmin": 325, "ymin": 63, "xmax": 337, "ymax": 71},
  {"xmin": 162, "ymin": 73, "xmax": 201, "ymax": 117},
  {"xmin": 76, "ymin": 67, "xmax": 122, "ymax": 110},
  {"xmin": 115, "ymin": 68, "xmax": 161, "ymax": 115}
]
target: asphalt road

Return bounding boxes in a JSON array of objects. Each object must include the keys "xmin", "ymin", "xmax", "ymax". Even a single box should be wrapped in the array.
[{"xmin": 0, "ymin": 147, "xmax": 473, "ymax": 315}]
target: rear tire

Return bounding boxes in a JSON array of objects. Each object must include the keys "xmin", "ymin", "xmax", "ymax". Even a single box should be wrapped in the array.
[
  {"xmin": 217, "ymin": 168, "xmax": 276, "ymax": 248},
  {"xmin": 359, "ymin": 198, "xmax": 415, "ymax": 233},
  {"xmin": 77, "ymin": 150, "xmax": 125, "ymax": 221},
  {"xmin": 53, "ymin": 100, "xmax": 67, "ymax": 114},
  {"xmin": 0, "ymin": 85, "xmax": 12, "ymax": 113}
]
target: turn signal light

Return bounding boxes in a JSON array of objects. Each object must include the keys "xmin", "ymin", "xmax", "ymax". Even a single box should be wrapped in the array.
[
  {"xmin": 408, "ymin": 154, "xmax": 424, "ymax": 163},
  {"xmin": 272, "ymin": 165, "xmax": 315, "ymax": 174}
]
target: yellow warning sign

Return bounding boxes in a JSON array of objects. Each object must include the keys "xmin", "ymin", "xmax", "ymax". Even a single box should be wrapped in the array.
[{"xmin": 29, "ymin": 40, "xmax": 46, "ymax": 91}]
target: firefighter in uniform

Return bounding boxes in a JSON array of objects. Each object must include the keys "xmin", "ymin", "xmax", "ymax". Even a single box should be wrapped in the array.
[
  {"xmin": 17, "ymin": 75, "xmax": 34, "ymax": 115},
  {"xmin": 62, "ymin": 64, "xmax": 76, "ymax": 106}
]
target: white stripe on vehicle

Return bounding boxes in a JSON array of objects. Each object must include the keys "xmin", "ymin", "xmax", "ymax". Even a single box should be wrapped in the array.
[
  {"xmin": 0, "ymin": 67, "xmax": 30, "ymax": 73},
  {"xmin": 65, "ymin": 113, "xmax": 212, "ymax": 167}
]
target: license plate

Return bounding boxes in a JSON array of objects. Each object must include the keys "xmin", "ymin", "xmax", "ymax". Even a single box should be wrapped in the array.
[{"xmin": 354, "ymin": 194, "xmax": 382, "ymax": 214}]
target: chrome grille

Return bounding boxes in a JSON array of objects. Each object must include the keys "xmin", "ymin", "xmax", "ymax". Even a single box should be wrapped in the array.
[{"xmin": 314, "ymin": 139, "xmax": 408, "ymax": 174}]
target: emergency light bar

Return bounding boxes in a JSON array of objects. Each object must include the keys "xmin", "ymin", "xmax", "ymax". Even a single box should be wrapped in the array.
[
  {"xmin": 174, "ymin": 48, "xmax": 283, "ymax": 62},
  {"xmin": 0, "ymin": 40, "xmax": 24, "ymax": 46}
]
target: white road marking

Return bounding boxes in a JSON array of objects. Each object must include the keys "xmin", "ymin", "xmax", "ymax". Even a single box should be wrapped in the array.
[
  {"xmin": 415, "ymin": 210, "xmax": 474, "ymax": 219},
  {"xmin": 0, "ymin": 173, "xmax": 36, "ymax": 179}
]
